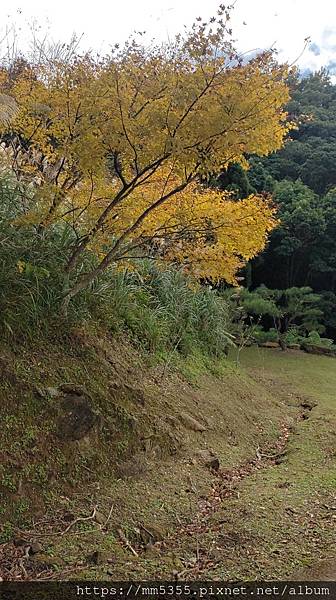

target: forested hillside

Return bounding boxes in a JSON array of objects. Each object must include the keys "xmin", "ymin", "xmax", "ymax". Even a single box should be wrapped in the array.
[{"xmin": 215, "ymin": 69, "xmax": 336, "ymax": 342}]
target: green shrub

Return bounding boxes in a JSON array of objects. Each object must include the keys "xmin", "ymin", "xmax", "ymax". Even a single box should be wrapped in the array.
[
  {"xmin": 306, "ymin": 331, "xmax": 334, "ymax": 348},
  {"xmin": 0, "ymin": 171, "xmax": 233, "ymax": 357},
  {"xmin": 251, "ymin": 326, "xmax": 278, "ymax": 344},
  {"xmin": 283, "ymin": 327, "xmax": 304, "ymax": 345},
  {"xmin": 282, "ymin": 328, "xmax": 335, "ymax": 348},
  {"xmin": 92, "ymin": 261, "xmax": 234, "ymax": 357}
]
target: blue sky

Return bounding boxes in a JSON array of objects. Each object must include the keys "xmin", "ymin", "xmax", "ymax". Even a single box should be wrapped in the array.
[{"xmin": 0, "ymin": 0, "xmax": 336, "ymax": 77}]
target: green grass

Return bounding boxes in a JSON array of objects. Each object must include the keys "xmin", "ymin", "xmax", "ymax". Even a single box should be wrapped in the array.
[
  {"xmin": 209, "ymin": 347, "xmax": 336, "ymax": 579},
  {"xmin": 61, "ymin": 347, "xmax": 334, "ymax": 581},
  {"xmin": 241, "ymin": 345, "xmax": 336, "ymax": 395}
]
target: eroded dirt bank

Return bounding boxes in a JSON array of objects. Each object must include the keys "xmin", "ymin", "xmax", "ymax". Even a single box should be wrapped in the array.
[{"xmin": 0, "ymin": 337, "xmax": 335, "ymax": 580}]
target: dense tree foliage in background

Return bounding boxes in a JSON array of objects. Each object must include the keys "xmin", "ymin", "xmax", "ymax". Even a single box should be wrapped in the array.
[
  {"xmin": 253, "ymin": 180, "xmax": 326, "ymax": 288},
  {"xmin": 226, "ymin": 284, "xmax": 326, "ymax": 341},
  {"xmin": 216, "ymin": 69, "xmax": 336, "ymax": 340},
  {"xmin": 263, "ymin": 69, "xmax": 336, "ymax": 196}
]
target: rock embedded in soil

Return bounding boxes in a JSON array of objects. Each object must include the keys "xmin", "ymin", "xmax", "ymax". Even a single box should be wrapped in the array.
[
  {"xmin": 63, "ymin": 511, "xmax": 76, "ymax": 522},
  {"xmin": 87, "ymin": 550, "xmax": 110, "ymax": 565},
  {"xmin": 29, "ymin": 554, "xmax": 65, "ymax": 567},
  {"xmin": 116, "ymin": 453, "xmax": 148, "ymax": 479},
  {"xmin": 13, "ymin": 537, "xmax": 28, "ymax": 547},
  {"xmin": 195, "ymin": 448, "xmax": 220, "ymax": 471},
  {"xmin": 59, "ymin": 383, "xmax": 89, "ymax": 396},
  {"xmin": 94, "ymin": 511, "xmax": 107, "ymax": 525},
  {"xmin": 29, "ymin": 541, "xmax": 43, "ymax": 555},
  {"xmin": 145, "ymin": 543, "xmax": 161, "ymax": 557},
  {"xmin": 300, "ymin": 400, "xmax": 318, "ymax": 410},
  {"xmin": 165, "ymin": 415, "xmax": 180, "ymax": 428},
  {"xmin": 35, "ymin": 386, "xmax": 59, "ymax": 399},
  {"xmin": 179, "ymin": 412, "xmax": 206, "ymax": 432},
  {"xmin": 139, "ymin": 523, "xmax": 165, "ymax": 544},
  {"xmin": 53, "ymin": 393, "xmax": 99, "ymax": 441},
  {"xmin": 110, "ymin": 382, "xmax": 146, "ymax": 406}
]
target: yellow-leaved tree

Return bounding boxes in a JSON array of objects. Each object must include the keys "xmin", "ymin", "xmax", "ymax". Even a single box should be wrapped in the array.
[{"xmin": 0, "ymin": 7, "xmax": 292, "ymax": 306}]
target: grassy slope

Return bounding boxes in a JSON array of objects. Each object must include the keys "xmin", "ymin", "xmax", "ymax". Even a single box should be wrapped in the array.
[
  {"xmin": 234, "ymin": 347, "xmax": 336, "ymax": 579},
  {"xmin": 123, "ymin": 347, "xmax": 336, "ymax": 581},
  {"xmin": 0, "ymin": 328, "xmax": 285, "ymax": 580},
  {"xmin": 0, "ymin": 337, "xmax": 335, "ymax": 580},
  {"xmin": 194, "ymin": 347, "xmax": 336, "ymax": 580}
]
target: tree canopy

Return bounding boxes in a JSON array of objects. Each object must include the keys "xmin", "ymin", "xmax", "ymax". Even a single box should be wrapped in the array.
[{"xmin": 0, "ymin": 10, "xmax": 291, "ymax": 304}]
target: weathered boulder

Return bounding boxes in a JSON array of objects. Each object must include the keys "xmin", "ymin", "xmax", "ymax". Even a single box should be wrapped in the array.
[
  {"xmin": 259, "ymin": 341, "xmax": 279, "ymax": 348},
  {"xmin": 301, "ymin": 343, "xmax": 336, "ymax": 357},
  {"xmin": 180, "ymin": 412, "xmax": 206, "ymax": 432},
  {"xmin": 195, "ymin": 449, "xmax": 220, "ymax": 471}
]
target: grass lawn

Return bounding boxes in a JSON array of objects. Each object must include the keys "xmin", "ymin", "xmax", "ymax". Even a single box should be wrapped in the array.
[{"xmin": 216, "ymin": 347, "xmax": 336, "ymax": 580}]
